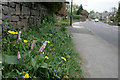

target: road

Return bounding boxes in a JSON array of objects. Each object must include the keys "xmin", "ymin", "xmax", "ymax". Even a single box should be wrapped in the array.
[
  {"xmin": 67, "ymin": 22, "xmax": 118, "ymax": 78},
  {"xmin": 80, "ymin": 21, "xmax": 118, "ymax": 48}
]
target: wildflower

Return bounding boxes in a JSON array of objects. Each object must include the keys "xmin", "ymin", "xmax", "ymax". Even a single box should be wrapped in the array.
[
  {"xmin": 56, "ymin": 74, "xmax": 58, "ymax": 76},
  {"xmin": 61, "ymin": 57, "xmax": 66, "ymax": 61},
  {"xmin": 39, "ymin": 41, "xmax": 48, "ymax": 52},
  {"xmin": 15, "ymin": 32, "xmax": 18, "ymax": 34},
  {"xmin": 20, "ymin": 73, "xmax": 22, "ymax": 75},
  {"xmin": 22, "ymin": 75, "xmax": 24, "ymax": 78},
  {"xmin": 47, "ymin": 41, "xmax": 50, "ymax": 43},
  {"xmin": 8, "ymin": 30, "xmax": 12, "ymax": 33},
  {"xmin": 45, "ymin": 56, "xmax": 49, "ymax": 59},
  {"xmin": 42, "ymin": 52, "xmax": 44, "ymax": 54},
  {"xmin": 17, "ymin": 51, "xmax": 21, "ymax": 59},
  {"xmin": 11, "ymin": 31, "xmax": 16, "ymax": 34},
  {"xmin": 54, "ymin": 70, "xmax": 56, "ymax": 72},
  {"xmin": 23, "ymin": 40, "xmax": 28, "ymax": 43},
  {"xmin": 18, "ymin": 31, "xmax": 21, "ymax": 40},
  {"xmin": 24, "ymin": 73, "xmax": 29, "ymax": 78},
  {"xmin": 31, "ymin": 40, "xmax": 35, "ymax": 49}
]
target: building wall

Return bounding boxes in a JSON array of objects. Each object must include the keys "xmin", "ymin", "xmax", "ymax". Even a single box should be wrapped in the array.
[
  {"xmin": 1, "ymin": 2, "xmax": 51, "ymax": 29},
  {"xmin": 58, "ymin": 2, "xmax": 66, "ymax": 16}
]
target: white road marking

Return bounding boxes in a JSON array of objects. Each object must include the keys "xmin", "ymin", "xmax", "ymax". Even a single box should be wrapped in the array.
[{"xmin": 73, "ymin": 26, "xmax": 84, "ymax": 28}]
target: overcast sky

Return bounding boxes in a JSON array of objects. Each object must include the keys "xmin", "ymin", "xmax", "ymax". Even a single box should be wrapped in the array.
[{"xmin": 67, "ymin": 0, "xmax": 119, "ymax": 13}]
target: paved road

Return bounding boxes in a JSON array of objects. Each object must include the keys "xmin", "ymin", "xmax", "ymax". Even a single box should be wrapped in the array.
[
  {"xmin": 80, "ymin": 21, "xmax": 118, "ymax": 48},
  {"xmin": 67, "ymin": 22, "xmax": 118, "ymax": 78}
]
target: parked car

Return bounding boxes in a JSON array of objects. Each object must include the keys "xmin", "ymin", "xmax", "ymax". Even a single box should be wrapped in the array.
[{"xmin": 94, "ymin": 19, "xmax": 99, "ymax": 22}]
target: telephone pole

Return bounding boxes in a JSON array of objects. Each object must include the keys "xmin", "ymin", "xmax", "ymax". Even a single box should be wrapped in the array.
[{"xmin": 70, "ymin": 0, "xmax": 73, "ymax": 26}]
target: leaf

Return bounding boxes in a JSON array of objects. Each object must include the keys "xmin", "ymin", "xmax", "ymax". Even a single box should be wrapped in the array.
[
  {"xmin": 2, "ymin": 54, "xmax": 18, "ymax": 64},
  {"xmin": 31, "ymin": 58, "xmax": 36, "ymax": 67},
  {"xmin": 41, "ymin": 62, "xmax": 48, "ymax": 68}
]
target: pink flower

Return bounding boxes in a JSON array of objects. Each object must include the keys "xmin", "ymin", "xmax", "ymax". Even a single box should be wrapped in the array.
[
  {"xmin": 39, "ymin": 41, "xmax": 47, "ymax": 52},
  {"xmin": 17, "ymin": 51, "xmax": 21, "ymax": 59},
  {"xmin": 42, "ymin": 52, "xmax": 44, "ymax": 54},
  {"xmin": 31, "ymin": 40, "xmax": 35, "ymax": 49},
  {"xmin": 18, "ymin": 31, "xmax": 21, "ymax": 40}
]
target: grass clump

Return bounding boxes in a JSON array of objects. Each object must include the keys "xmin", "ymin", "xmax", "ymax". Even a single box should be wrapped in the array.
[{"xmin": 2, "ymin": 15, "xmax": 84, "ymax": 79}]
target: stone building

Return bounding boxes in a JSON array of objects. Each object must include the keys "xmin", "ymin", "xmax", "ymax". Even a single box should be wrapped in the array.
[{"xmin": 0, "ymin": 0, "xmax": 67, "ymax": 29}]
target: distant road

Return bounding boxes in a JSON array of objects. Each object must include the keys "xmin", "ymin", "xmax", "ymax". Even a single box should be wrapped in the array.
[{"xmin": 80, "ymin": 21, "xmax": 118, "ymax": 48}]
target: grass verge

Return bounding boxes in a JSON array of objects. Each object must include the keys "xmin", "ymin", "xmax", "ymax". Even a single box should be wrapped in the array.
[{"xmin": 2, "ymin": 17, "xmax": 84, "ymax": 79}]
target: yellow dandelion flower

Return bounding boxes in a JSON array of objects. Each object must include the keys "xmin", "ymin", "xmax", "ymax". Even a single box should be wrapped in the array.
[
  {"xmin": 23, "ymin": 40, "xmax": 28, "ymax": 43},
  {"xmin": 61, "ymin": 57, "xmax": 66, "ymax": 61},
  {"xmin": 15, "ymin": 32, "xmax": 18, "ymax": 34},
  {"xmin": 12, "ymin": 32, "xmax": 16, "ymax": 34},
  {"xmin": 24, "ymin": 73, "xmax": 29, "ymax": 78},
  {"xmin": 8, "ymin": 30, "xmax": 12, "ymax": 33},
  {"xmin": 11, "ymin": 31, "xmax": 15, "ymax": 34},
  {"xmin": 45, "ymin": 56, "xmax": 49, "ymax": 59},
  {"xmin": 47, "ymin": 41, "xmax": 50, "ymax": 43}
]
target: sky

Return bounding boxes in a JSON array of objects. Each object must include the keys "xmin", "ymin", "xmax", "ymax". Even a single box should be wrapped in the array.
[{"xmin": 67, "ymin": 0, "xmax": 119, "ymax": 13}]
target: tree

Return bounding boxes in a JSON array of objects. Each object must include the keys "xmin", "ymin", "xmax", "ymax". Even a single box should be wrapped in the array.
[
  {"xmin": 103, "ymin": 11, "xmax": 108, "ymax": 13},
  {"xmin": 90, "ymin": 10, "xmax": 95, "ymax": 14},
  {"xmin": 115, "ymin": 2, "xmax": 120, "ymax": 24},
  {"xmin": 76, "ymin": 4, "xmax": 83, "ymax": 15},
  {"xmin": 72, "ymin": 4, "xmax": 79, "ymax": 14},
  {"xmin": 66, "ymin": 4, "xmax": 71, "ymax": 16}
]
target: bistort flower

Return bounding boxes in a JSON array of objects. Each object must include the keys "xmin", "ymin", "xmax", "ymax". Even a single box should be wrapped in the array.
[
  {"xmin": 39, "ymin": 41, "xmax": 47, "ymax": 52},
  {"xmin": 17, "ymin": 51, "xmax": 21, "ymax": 59},
  {"xmin": 18, "ymin": 31, "xmax": 21, "ymax": 40}
]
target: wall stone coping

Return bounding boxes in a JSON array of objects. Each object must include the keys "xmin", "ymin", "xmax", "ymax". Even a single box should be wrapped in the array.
[{"xmin": 1, "ymin": 0, "xmax": 66, "ymax": 2}]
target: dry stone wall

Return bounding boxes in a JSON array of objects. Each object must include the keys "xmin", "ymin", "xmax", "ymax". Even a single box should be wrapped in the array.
[{"xmin": 1, "ymin": 2, "xmax": 51, "ymax": 29}]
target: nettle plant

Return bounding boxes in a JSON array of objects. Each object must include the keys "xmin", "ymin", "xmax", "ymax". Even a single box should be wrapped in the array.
[{"xmin": 2, "ymin": 20, "xmax": 69, "ymax": 79}]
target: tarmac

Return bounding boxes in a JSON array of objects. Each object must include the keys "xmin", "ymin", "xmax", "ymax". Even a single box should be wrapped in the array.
[{"xmin": 67, "ymin": 22, "xmax": 118, "ymax": 78}]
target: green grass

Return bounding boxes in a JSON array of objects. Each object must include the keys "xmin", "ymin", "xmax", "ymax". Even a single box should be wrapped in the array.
[
  {"xmin": 2, "ymin": 17, "xmax": 84, "ymax": 79},
  {"xmin": 57, "ymin": 20, "xmax": 70, "ymax": 27},
  {"xmin": 72, "ymin": 20, "xmax": 80, "ymax": 23}
]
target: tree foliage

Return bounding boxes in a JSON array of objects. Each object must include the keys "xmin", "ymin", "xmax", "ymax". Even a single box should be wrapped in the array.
[
  {"xmin": 76, "ymin": 4, "xmax": 83, "ymax": 15},
  {"xmin": 115, "ymin": 2, "xmax": 120, "ymax": 23},
  {"xmin": 89, "ymin": 10, "xmax": 95, "ymax": 14},
  {"xmin": 43, "ymin": 2, "xmax": 62, "ymax": 14},
  {"xmin": 72, "ymin": 4, "xmax": 79, "ymax": 14}
]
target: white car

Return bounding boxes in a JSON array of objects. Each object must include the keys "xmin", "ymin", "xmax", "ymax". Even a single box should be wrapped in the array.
[{"xmin": 94, "ymin": 19, "xmax": 99, "ymax": 22}]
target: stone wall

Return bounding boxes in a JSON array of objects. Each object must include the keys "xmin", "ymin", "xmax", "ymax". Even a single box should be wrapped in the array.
[{"xmin": 1, "ymin": 2, "xmax": 51, "ymax": 29}]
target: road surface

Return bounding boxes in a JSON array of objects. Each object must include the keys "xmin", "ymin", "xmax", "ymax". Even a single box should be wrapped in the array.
[
  {"xmin": 80, "ymin": 21, "xmax": 118, "ymax": 48},
  {"xmin": 67, "ymin": 22, "xmax": 118, "ymax": 78}
]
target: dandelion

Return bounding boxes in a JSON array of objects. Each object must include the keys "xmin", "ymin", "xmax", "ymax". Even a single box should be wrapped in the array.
[
  {"xmin": 23, "ymin": 40, "xmax": 28, "ymax": 43},
  {"xmin": 61, "ymin": 57, "xmax": 66, "ymax": 61},
  {"xmin": 8, "ymin": 30, "xmax": 11, "ymax": 33},
  {"xmin": 47, "ymin": 41, "xmax": 50, "ymax": 43},
  {"xmin": 39, "ymin": 41, "xmax": 48, "ymax": 52},
  {"xmin": 17, "ymin": 51, "xmax": 21, "ymax": 59},
  {"xmin": 15, "ymin": 32, "xmax": 18, "ymax": 34},
  {"xmin": 18, "ymin": 31, "xmax": 21, "ymax": 40},
  {"xmin": 24, "ymin": 73, "xmax": 29, "ymax": 78},
  {"xmin": 31, "ymin": 40, "xmax": 35, "ymax": 49},
  {"xmin": 45, "ymin": 56, "xmax": 49, "ymax": 59}
]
